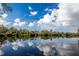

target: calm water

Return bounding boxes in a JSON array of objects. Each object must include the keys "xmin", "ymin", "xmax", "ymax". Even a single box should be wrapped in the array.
[{"xmin": 0, "ymin": 38, "xmax": 79, "ymax": 56}]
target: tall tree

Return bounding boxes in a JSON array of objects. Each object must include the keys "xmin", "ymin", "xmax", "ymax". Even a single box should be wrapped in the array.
[{"xmin": 0, "ymin": 3, "xmax": 12, "ymax": 13}]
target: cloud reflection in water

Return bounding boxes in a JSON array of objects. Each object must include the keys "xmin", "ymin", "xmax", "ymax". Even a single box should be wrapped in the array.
[{"xmin": 0, "ymin": 38, "xmax": 79, "ymax": 56}]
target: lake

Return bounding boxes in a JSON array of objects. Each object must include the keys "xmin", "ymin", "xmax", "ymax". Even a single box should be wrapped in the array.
[{"xmin": 0, "ymin": 37, "xmax": 79, "ymax": 56}]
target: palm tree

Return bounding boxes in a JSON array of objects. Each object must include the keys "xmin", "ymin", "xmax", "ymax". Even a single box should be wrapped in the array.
[
  {"xmin": 0, "ymin": 3, "xmax": 12, "ymax": 17},
  {"xmin": 0, "ymin": 3, "xmax": 12, "ymax": 13},
  {"xmin": 0, "ymin": 3, "xmax": 12, "ymax": 28}
]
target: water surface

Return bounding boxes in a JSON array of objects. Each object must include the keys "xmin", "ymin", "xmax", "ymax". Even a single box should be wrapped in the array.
[{"xmin": 0, "ymin": 38, "xmax": 79, "ymax": 56}]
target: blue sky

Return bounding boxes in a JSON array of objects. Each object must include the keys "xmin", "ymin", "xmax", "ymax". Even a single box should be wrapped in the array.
[
  {"xmin": 0, "ymin": 3, "xmax": 79, "ymax": 32},
  {"xmin": 6, "ymin": 3, "xmax": 59, "ymax": 22}
]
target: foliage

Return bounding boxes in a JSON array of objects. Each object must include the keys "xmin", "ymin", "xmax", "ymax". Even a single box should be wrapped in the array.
[{"xmin": 0, "ymin": 26, "xmax": 79, "ymax": 41}]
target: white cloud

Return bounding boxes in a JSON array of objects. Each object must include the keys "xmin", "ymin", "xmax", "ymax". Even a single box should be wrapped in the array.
[
  {"xmin": 37, "ymin": 14, "xmax": 52, "ymax": 24},
  {"xmin": 1, "ymin": 3, "xmax": 79, "ymax": 32},
  {"xmin": 0, "ymin": 50, "xmax": 4, "ymax": 56},
  {"xmin": 28, "ymin": 22, "xmax": 34, "ymax": 27},
  {"xmin": 37, "ymin": 40, "xmax": 56, "ymax": 56},
  {"xmin": 16, "ymin": 40, "xmax": 25, "ymax": 47},
  {"xmin": 27, "ymin": 41, "xmax": 33, "ymax": 46},
  {"xmin": 37, "ymin": 45, "xmax": 52, "ymax": 56},
  {"xmin": 36, "ymin": 3, "xmax": 79, "ymax": 32},
  {"xmin": 30, "ymin": 11, "xmax": 38, "ymax": 16},
  {"xmin": 48, "ymin": 9, "xmax": 52, "ymax": 12},
  {"xmin": 45, "ymin": 8, "xmax": 53, "ymax": 12},
  {"xmin": 36, "ymin": 9, "xmax": 57, "ymax": 31},
  {"xmin": 12, "ymin": 40, "xmax": 25, "ymax": 51},
  {"xmin": 55, "ymin": 3, "xmax": 79, "ymax": 32},
  {"xmin": 28, "ymin": 6, "xmax": 32, "ymax": 10},
  {"xmin": 14, "ymin": 18, "xmax": 20, "ymax": 22},
  {"xmin": 37, "ymin": 9, "xmax": 57, "ymax": 25},
  {"xmin": 0, "ymin": 14, "xmax": 11, "ymax": 26},
  {"xmin": 55, "ymin": 4, "xmax": 72, "ymax": 27},
  {"xmin": 0, "ymin": 19, "xmax": 7, "ymax": 25},
  {"xmin": 13, "ymin": 18, "xmax": 26, "ymax": 27},
  {"xmin": 1, "ymin": 13, "xmax": 8, "ymax": 18},
  {"xmin": 28, "ymin": 6, "xmax": 38, "ymax": 16},
  {"xmin": 12, "ymin": 45, "xmax": 19, "ymax": 51},
  {"xmin": 4, "ymin": 41, "xmax": 11, "ymax": 46},
  {"xmin": 45, "ymin": 8, "xmax": 49, "ymax": 11}
]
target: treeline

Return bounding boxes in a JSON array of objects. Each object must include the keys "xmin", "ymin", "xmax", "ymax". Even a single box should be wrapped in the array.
[{"xmin": 0, "ymin": 26, "xmax": 79, "ymax": 40}]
